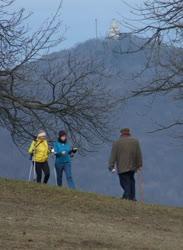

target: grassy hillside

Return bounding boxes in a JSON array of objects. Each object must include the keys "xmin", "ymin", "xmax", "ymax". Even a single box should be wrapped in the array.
[{"xmin": 0, "ymin": 179, "xmax": 182, "ymax": 250}]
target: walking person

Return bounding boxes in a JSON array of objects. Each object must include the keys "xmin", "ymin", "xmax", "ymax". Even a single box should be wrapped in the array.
[
  {"xmin": 28, "ymin": 130, "xmax": 51, "ymax": 184},
  {"xmin": 53, "ymin": 130, "xmax": 77, "ymax": 189},
  {"xmin": 109, "ymin": 128, "xmax": 143, "ymax": 201}
]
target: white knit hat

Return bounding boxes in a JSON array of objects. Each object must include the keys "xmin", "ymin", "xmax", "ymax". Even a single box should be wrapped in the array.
[{"xmin": 37, "ymin": 130, "xmax": 46, "ymax": 138}]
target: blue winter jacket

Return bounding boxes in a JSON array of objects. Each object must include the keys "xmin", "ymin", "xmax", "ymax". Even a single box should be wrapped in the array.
[{"xmin": 54, "ymin": 141, "xmax": 72, "ymax": 165}]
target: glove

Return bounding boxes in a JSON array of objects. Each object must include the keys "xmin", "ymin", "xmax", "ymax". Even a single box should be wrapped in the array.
[
  {"xmin": 111, "ymin": 168, "xmax": 116, "ymax": 174},
  {"xmin": 69, "ymin": 147, "xmax": 78, "ymax": 155},
  {"xmin": 51, "ymin": 148, "xmax": 55, "ymax": 154},
  {"xmin": 72, "ymin": 147, "xmax": 78, "ymax": 154},
  {"xmin": 109, "ymin": 166, "xmax": 115, "ymax": 173}
]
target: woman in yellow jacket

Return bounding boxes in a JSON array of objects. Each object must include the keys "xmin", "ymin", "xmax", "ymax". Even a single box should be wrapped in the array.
[{"xmin": 28, "ymin": 130, "xmax": 51, "ymax": 184}]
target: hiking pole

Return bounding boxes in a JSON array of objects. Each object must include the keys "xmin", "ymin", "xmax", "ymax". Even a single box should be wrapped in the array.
[
  {"xmin": 138, "ymin": 169, "xmax": 144, "ymax": 202},
  {"xmin": 28, "ymin": 161, "xmax": 36, "ymax": 182},
  {"xmin": 28, "ymin": 162, "xmax": 33, "ymax": 181},
  {"xmin": 33, "ymin": 161, "xmax": 36, "ymax": 182},
  {"xmin": 31, "ymin": 149, "xmax": 36, "ymax": 182}
]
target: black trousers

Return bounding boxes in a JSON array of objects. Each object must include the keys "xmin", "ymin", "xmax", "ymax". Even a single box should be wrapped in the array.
[
  {"xmin": 35, "ymin": 161, "xmax": 50, "ymax": 184},
  {"xmin": 119, "ymin": 171, "xmax": 136, "ymax": 200}
]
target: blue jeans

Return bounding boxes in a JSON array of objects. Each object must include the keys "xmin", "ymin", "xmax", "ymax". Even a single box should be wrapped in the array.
[{"xmin": 55, "ymin": 163, "xmax": 75, "ymax": 189}]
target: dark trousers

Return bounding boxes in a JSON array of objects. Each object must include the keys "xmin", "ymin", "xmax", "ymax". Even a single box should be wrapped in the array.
[
  {"xmin": 35, "ymin": 162, "xmax": 50, "ymax": 184},
  {"xmin": 119, "ymin": 171, "xmax": 136, "ymax": 200}
]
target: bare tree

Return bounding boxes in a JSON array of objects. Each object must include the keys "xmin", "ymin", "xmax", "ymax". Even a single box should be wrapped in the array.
[
  {"xmin": 119, "ymin": 0, "xmax": 183, "ymax": 131},
  {"xmin": 0, "ymin": 0, "xmax": 117, "ymax": 150}
]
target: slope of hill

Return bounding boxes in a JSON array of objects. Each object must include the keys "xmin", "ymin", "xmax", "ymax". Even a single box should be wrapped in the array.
[
  {"xmin": 0, "ymin": 36, "xmax": 183, "ymax": 207},
  {"xmin": 0, "ymin": 179, "xmax": 183, "ymax": 250}
]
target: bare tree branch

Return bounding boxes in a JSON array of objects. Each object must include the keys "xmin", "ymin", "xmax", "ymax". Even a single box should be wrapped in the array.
[
  {"xmin": 0, "ymin": 0, "xmax": 117, "ymax": 150},
  {"xmin": 119, "ymin": 0, "xmax": 183, "ymax": 132}
]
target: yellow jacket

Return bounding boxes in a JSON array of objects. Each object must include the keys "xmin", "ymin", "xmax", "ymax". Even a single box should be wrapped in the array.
[{"xmin": 28, "ymin": 140, "xmax": 50, "ymax": 163}]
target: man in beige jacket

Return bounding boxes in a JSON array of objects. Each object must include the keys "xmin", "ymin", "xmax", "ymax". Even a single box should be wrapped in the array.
[{"xmin": 109, "ymin": 128, "xmax": 143, "ymax": 201}]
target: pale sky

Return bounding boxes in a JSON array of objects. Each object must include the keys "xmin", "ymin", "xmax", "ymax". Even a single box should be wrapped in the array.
[{"xmin": 13, "ymin": 0, "xmax": 144, "ymax": 50}]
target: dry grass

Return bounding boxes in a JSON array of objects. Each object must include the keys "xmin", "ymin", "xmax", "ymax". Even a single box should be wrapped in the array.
[{"xmin": 0, "ymin": 178, "xmax": 182, "ymax": 250}]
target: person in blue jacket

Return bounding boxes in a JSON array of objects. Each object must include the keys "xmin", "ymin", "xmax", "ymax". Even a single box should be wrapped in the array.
[{"xmin": 54, "ymin": 130, "xmax": 78, "ymax": 189}]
